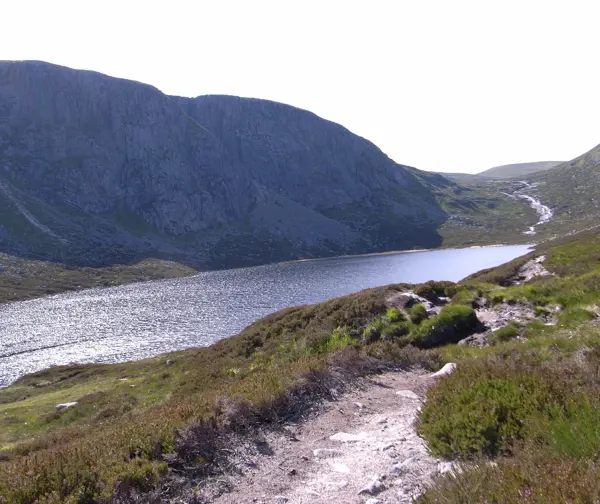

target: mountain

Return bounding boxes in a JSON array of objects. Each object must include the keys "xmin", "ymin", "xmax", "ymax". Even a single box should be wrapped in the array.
[
  {"xmin": 0, "ymin": 61, "xmax": 537, "ymax": 275},
  {"xmin": 478, "ymin": 161, "xmax": 563, "ymax": 179}
]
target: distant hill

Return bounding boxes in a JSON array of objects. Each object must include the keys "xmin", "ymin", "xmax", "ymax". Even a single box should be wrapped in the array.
[{"xmin": 478, "ymin": 161, "xmax": 564, "ymax": 179}]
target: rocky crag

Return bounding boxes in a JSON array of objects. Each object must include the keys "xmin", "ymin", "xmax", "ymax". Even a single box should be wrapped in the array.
[{"xmin": 0, "ymin": 61, "xmax": 458, "ymax": 269}]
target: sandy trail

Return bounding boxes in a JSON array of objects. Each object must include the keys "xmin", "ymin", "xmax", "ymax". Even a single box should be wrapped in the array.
[{"xmin": 206, "ymin": 371, "xmax": 445, "ymax": 504}]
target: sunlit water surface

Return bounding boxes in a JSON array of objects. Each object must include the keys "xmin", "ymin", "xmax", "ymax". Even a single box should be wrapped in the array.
[{"xmin": 0, "ymin": 245, "xmax": 531, "ymax": 386}]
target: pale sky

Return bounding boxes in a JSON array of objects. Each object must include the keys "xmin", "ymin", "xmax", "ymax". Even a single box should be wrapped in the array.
[{"xmin": 2, "ymin": 0, "xmax": 599, "ymax": 173}]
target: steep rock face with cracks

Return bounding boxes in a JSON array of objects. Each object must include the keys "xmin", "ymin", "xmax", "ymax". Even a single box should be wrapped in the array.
[{"xmin": 0, "ymin": 61, "xmax": 452, "ymax": 268}]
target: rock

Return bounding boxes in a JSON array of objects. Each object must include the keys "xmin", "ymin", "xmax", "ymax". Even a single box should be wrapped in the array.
[
  {"xmin": 273, "ymin": 496, "xmax": 289, "ymax": 503},
  {"xmin": 458, "ymin": 332, "xmax": 488, "ymax": 347},
  {"xmin": 438, "ymin": 461, "xmax": 455, "ymax": 474},
  {"xmin": 56, "ymin": 402, "xmax": 78, "ymax": 412},
  {"xmin": 472, "ymin": 296, "xmax": 489, "ymax": 309},
  {"xmin": 313, "ymin": 448, "xmax": 343, "ymax": 459},
  {"xmin": 330, "ymin": 461, "xmax": 351, "ymax": 473},
  {"xmin": 358, "ymin": 476, "xmax": 386, "ymax": 496},
  {"xmin": 390, "ymin": 457, "xmax": 414, "ymax": 475},
  {"xmin": 329, "ymin": 432, "xmax": 367, "ymax": 442},
  {"xmin": 396, "ymin": 390, "xmax": 420, "ymax": 400},
  {"xmin": 355, "ymin": 402, "xmax": 366, "ymax": 409},
  {"xmin": 431, "ymin": 363, "xmax": 457, "ymax": 378},
  {"xmin": 166, "ymin": 359, "xmax": 174, "ymax": 366},
  {"xmin": 365, "ymin": 499, "xmax": 382, "ymax": 504},
  {"xmin": 376, "ymin": 417, "xmax": 388, "ymax": 425}
]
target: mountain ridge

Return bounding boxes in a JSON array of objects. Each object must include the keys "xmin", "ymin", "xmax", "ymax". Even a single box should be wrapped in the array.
[{"xmin": 0, "ymin": 61, "xmax": 453, "ymax": 269}]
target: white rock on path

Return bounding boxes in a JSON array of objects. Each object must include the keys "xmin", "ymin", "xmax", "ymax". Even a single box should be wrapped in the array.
[
  {"xmin": 56, "ymin": 402, "xmax": 78, "ymax": 412},
  {"xmin": 431, "ymin": 363, "xmax": 457, "ymax": 378},
  {"xmin": 390, "ymin": 457, "xmax": 414, "ymax": 475},
  {"xmin": 329, "ymin": 461, "xmax": 351, "ymax": 473},
  {"xmin": 396, "ymin": 390, "xmax": 420, "ymax": 400},
  {"xmin": 313, "ymin": 448, "xmax": 343, "ymax": 459},
  {"xmin": 329, "ymin": 432, "xmax": 367, "ymax": 442},
  {"xmin": 438, "ymin": 461, "xmax": 456, "ymax": 474},
  {"xmin": 358, "ymin": 476, "xmax": 386, "ymax": 496},
  {"xmin": 365, "ymin": 499, "xmax": 382, "ymax": 504}
]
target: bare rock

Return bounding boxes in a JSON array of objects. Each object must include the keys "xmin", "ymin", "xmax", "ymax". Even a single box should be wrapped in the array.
[
  {"xmin": 358, "ymin": 476, "xmax": 386, "ymax": 496},
  {"xmin": 329, "ymin": 432, "xmax": 367, "ymax": 442},
  {"xmin": 390, "ymin": 457, "xmax": 415, "ymax": 475},
  {"xmin": 313, "ymin": 448, "xmax": 343, "ymax": 459},
  {"xmin": 431, "ymin": 363, "xmax": 457, "ymax": 378},
  {"xmin": 56, "ymin": 401, "xmax": 78, "ymax": 412}
]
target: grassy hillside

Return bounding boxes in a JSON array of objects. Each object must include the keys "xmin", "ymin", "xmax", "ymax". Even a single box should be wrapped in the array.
[
  {"xmin": 0, "ymin": 253, "xmax": 196, "ymax": 303},
  {"xmin": 530, "ymin": 143, "xmax": 600, "ymax": 237},
  {"xmin": 478, "ymin": 161, "xmax": 563, "ymax": 179},
  {"xmin": 421, "ymin": 174, "xmax": 538, "ymax": 247},
  {"xmin": 2, "ymin": 226, "xmax": 600, "ymax": 501}
]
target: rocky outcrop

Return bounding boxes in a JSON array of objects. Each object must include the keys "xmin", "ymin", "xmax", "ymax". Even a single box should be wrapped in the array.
[{"xmin": 0, "ymin": 61, "xmax": 452, "ymax": 269}]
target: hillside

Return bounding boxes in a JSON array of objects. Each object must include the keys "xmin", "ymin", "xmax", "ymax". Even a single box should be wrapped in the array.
[
  {"xmin": 0, "ymin": 60, "xmax": 452, "ymax": 271},
  {"xmin": 509, "ymin": 143, "xmax": 600, "ymax": 237},
  {"xmin": 478, "ymin": 160, "xmax": 563, "ymax": 179}
]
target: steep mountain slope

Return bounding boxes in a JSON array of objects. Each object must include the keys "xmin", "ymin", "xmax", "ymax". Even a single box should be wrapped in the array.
[
  {"xmin": 0, "ymin": 61, "xmax": 538, "ymax": 276},
  {"xmin": 478, "ymin": 161, "xmax": 563, "ymax": 179},
  {"xmin": 0, "ymin": 61, "xmax": 458, "ymax": 269}
]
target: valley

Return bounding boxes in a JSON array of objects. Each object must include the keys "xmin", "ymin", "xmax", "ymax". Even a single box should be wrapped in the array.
[{"xmin": 0, "ymin": 60, "xmax": 599, "ymax": 504}]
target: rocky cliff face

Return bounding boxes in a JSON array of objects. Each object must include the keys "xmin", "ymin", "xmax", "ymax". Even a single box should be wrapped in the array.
[{"xmin": 0, "ymin": 61, "xmax": 451, "ymax": 268}]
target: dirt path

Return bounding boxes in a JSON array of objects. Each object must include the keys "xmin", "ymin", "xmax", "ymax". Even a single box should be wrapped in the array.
[{"xmin": 205, "ymin": 371, "xmax": 445, "ymax": 504}]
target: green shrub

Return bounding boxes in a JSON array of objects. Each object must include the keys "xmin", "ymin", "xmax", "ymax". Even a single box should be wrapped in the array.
[
  {"xmin": 418, "ymin": 376, "xmax": 539, "ymax": 457},
  {"xmin": 414, "ymin": 281, "xmax": 453, "ymax": 302},
  {"xmin": 417, "ymin": 358, "xmax": 564, "ymax": 458},
  {"xmin": 407, "ymin": 304, "xmax": 428, "ymax": 325},
  {"xmin": 412, "ymin": 304, "xmax": 480, "ymax": 348},
  {"xmin": 385, "ymin": 307, "xmax": 406, "ymax": 323},
  {"xmin": 418, "ymin": 450, "xmax": 600, "ymax": 504},
  {"xmin": 539, "ymin": 396, "xmax": 600, "ymax": 460},
  {"xmin": 488, "ymin": 322, "xmax": 520, "ymax": 345},
  {"xmin": 381, "ymin": 321, "xmax": 410, "ymax": 340},
  {"xmin": 325, "ymin": 327, "xmax": 357, "ymax": 353}
]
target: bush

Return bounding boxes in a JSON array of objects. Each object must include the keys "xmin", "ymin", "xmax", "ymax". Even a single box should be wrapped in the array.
[
  {"xmin": 488, "ymin": 322, "xmax": 520, "ymax": 345},
  {"xmin": 407, "ymin": 304, "xmax": 428, "ymax": 325},
  {"xmin": 417, "ymin": 358, "xmax": 567, "ymax": 458},
  {"xmin": 386, "ymin": 307, "xmax": 406, "ymax": 323},
  {"xmin": 418, "ymin": 451, "xmax": 600, "ymax": 504},
  {"xmin": 414, "ymin": 283, "xmax": 442, "ymax": 302},
  {"xmin": 325, "ymin": 327, "xmax": 357, "ymax": 353},
  {"xmin": 412, "ymin": 304, "xmax": 481, "ymax": 348}
]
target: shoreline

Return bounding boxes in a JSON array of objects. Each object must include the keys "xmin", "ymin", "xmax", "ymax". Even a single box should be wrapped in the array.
[{"xmin": 279, "ymin": 241, "xmax": 535, "ymax": 265}]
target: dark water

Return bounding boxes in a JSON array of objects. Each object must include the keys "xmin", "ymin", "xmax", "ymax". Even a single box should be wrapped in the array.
[{"xmin": 0, "ymin": 245, "xmax": 530, "ymax": 387}]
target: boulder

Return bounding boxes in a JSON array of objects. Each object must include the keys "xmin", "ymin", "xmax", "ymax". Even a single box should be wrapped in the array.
[
  {"xmin": 431, "ymin": 363, "xmax": 456, "ymax": 378},
  {"xmin": 56, "ymin": 402, "xmax": 78, "ymax": 412}
]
